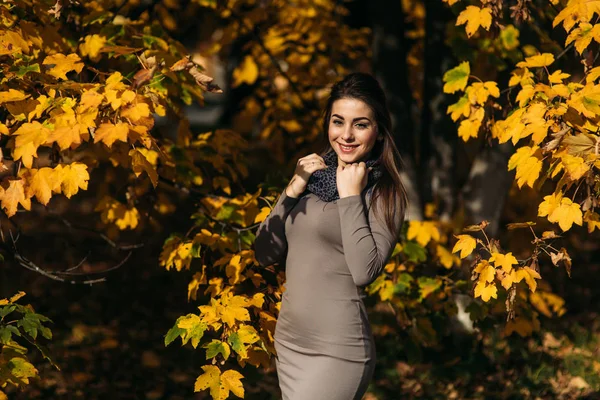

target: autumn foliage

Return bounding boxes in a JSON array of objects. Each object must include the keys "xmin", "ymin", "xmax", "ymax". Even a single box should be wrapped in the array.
[{"xmin": 2, "ymin": 0, "xmax": 600, "ymax": 399}]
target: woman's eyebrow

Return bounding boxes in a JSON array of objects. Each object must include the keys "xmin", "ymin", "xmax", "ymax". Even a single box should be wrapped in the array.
[{"xmin": 332, "ymin": 114, "xmax": 372, "ymax": 123}]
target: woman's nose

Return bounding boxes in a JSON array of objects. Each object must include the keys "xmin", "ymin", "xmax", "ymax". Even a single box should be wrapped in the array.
[{"xmin": 341, "ymin": 127, "xmax": 354, "ymax": 141}]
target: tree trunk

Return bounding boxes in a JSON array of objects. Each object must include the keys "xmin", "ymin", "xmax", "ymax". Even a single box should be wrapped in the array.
[{"xmin": 368, "ymin": 0, "xmax": 422, "ymax": 220}]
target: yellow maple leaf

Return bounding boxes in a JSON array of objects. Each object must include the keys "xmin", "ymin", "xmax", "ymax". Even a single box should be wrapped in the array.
[
  {"xmin": 587, "ymin": 66, "xmax": 600, "ymax": 83},
  {"xmin": 492, "ymin": 109, "xmax": 526, "ymax": 144},
  {"xmin": 219, "ymin": 292, "xmax": 251, "ymax": 328},
  {"xmin": 583, "ymin": 210, "xmax": 600, "ymax": 232},
  {"xmin": 567, "ymin": 83, "xmax": 600, "ymax": 118},
  {"xmin": 232, "ymin": 55, "xmax": 258, "ymax": 87},
  {"xmin": 0, "ymin": 89, "xmax": 29, "ymax": 104},
  {"xmin": 0, "ymin": 179, "xmax": 31, "ymax": 217},
  {"xmin": 553, "ymin": 0, "xmax": 600, "ymax": 32},
  {"xmin": 0, "ymin": 30, "xmax": 29, "ymax": 56},
  {"xmin": 560, "ymin": 154, "xmax": 590, "ymax": 180},
  {"xmin": 159, "ymin": 236, "xmax": 194, "ymax": 271},
  {"xmin": 504, "ymin": 315, "xmax": 539, "ymax": 337},
  {"xmin": 547, "ymin": 197, "xmax": 583, "ymax": 231},
  {"xmin": 476, "ymin": 260, "xmax": 496, "ymax": 283},
  {"xmin": 530, "ymin": 291, "xmax": 566, "ymax": 317},
  {"xmin": 457, "ymin": 107, "xmax": 484, "ymax": 142},
  {"xmin": 548, "ymin": 70, "xmax": 571, "ymax": 84},
  {"xmin": 249, "ymin": 292, "xmax": 265, "ymax": 308},
  {"xmin": 94, "ymin": 122, "xmax": 129, "ymax": 148},
  {"xmin": 43, "ymin": 53, "xmax": 84, "ymax": 80},
  {"xmin": 21, "ymin": 167, "xmax": 60, "ymax": 206},
  {"xmin": 509, "ymin": 68, "xmax": 535, "ymax": 87},
  {"xmin": 12, "ymin": 121, "xmax": 51, "ymax": 168},
  {"xmin": 474, "ymin": 280, "xmax": 498, "ymax": 302},
  {"xmin": 254, "ymin": 206, "xmax": 271, "ymax": 224},
  {"xmin": 507, "ymin": 145, "xmax": 542, "ymax": 188},
  {"xmin": 515, "ymin": 266, "xmax": 542, "ymax": 292},
  {"xmin": 466, "ymin": 81, "xmax": 500, "ymax": 105},
  {"xmin": 105, "ymin": 71, "xmax": 128, "ymax": 91},
  {"xmin": 28, "ymin": 94, "xmax": 54, "ymax": 121},
  {"xmin": 77, "ymin": 90, "xmax": 104, "ymax": 112},
  {"xmin": 188, "ymin": 268, "xmax": 207, "ymax": 301},
  {"xmin": 436, "ymin": 245, "xmax": 458, "ymax": 269},
  {"xmin": 447, "ymin": 95, "xmax": 471, "ymax": 121},
  {"xmin": 46, "ymin": 105, "xmax": 84, "ymax": 150},
  {"xmin": 225, "ymin": 254, "xmax": 246, "ymax": 285},
  {"xmin": 129, "ymin": 149, "xmax": 159, "ymax": 187},
  {"xmin": 57, "ymin": 163, "xmax": 89, "ymax": 198},
  {"xmin": 516, "ymin": 53, "xmax": 555, "ymax": 69},
  {"xmin": 489, "ymin": 252, "xmax": 518, "ymax": 273},
  {"xmin": 538, "ymin": 192, "xmax": 563, "ymax": 218},
  {"xmin": 456, "ymin": 6, "xmax": 492, "ymax": 38},
  {"xmin": 198, "ymin": 301, "xmax": 223, "ymax": 331},
  {"xmin": 452, "ymin": 234, "xmax": 477, "ymax": 259},
  {"xmin": 443, "ymin": 61, "xmax": 470, "ymax": 94},
  {"xmin": 407, "ymin": 220, "xmax": 441, "ymax": 246},
  {"xmin": 194, "ymin": 366, "xmax": 244, "ymax": 399},
  {"xmin": 501, "ymin": 269, "xmax": 518, "ymax": 289},
  {"xmin": 121, "ymin": 101, "xmax": 150, "ymax": 122},
  {"xmin": 79, "ymin": 34, "xmax": 106, "ymax": 59},
  {"xmin": 236, "ymin": 324, "xmax": 260, "ymax": 345}
]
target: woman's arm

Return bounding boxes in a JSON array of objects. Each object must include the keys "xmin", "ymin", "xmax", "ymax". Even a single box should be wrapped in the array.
[
  {"xmin": 254, "ymin": 190, "xmax": 299, "ymax": 266},
  {"xmin": 337, "ymin": 194, "xmax": 401, "ymax": 287},
  {"xmin": 254, "ymin": 153, "xmax": 326, "ymax": 266}
]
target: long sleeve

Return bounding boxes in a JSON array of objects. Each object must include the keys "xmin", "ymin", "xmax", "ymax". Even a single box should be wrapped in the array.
[
  {"xmin": 254, "ymin": 190, "xmax": 300, "ymax": 266},
  {"xmin": 337, "ymin": 194, "xmax": 402, "ymax": 287}
]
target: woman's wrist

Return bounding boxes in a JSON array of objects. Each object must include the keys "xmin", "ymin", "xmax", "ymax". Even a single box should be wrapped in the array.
[
  {"xmin": 285, "ymin": 185, "xmax": 301, "ymax": 198},
  {"xmin": 339, "ymin": 192, "xmax": 361, "ymax": 199}
]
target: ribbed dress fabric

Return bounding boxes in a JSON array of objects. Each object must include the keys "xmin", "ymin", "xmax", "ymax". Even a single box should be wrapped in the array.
[{"xmin": 254, "ymin": 189, "xmax": 401, "ymax": 400}]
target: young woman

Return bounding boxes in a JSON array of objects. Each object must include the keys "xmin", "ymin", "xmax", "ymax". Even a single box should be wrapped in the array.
[{"xmin": 254, "ymin": 72, "xmax": 408, "ymax": 400}]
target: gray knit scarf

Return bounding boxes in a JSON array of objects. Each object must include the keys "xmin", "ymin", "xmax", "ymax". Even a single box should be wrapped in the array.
[{"xmin": 306, "ymin": 151, "xmax": 382, "ymax": 202}]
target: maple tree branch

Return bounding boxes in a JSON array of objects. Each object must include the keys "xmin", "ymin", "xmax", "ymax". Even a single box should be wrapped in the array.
[{"xmin": 55, "ymin": 216, "xmax": 144, "ymax": 251}]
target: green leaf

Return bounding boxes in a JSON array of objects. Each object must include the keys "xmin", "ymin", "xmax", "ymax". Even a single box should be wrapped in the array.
[
  {"xmin": 164, "ymin": 323, "xmax": 186, "ymax": 346},
  {"xmin": 15, "ymin": 64, "xmax": 40, "ymax": 78},
  {"xmin": 402, "ymin": 241, "xmax": 427, "ymax": 263},
  {"xmin": 394, "ymin": 273, "xmax": 414, "ymax": 295},
  {"xmin": 204, "ymin": 339, "xmax": 231, "ymax": 360},
  {"xmin": 0, "ymin": 326, "xmax": 20, "ymax": 344},
  {"xmin": 0, "ymin": 305, "xmax": 16, "ymax": 319},
  {"xmin": 215, "ymin": 204, "xmax": 236, "ymax": 221},
  {"xmin": 191, "ymin": 242, "xmax": 202, "ymax": 258},
  {"xmin": 417, "ymin": 277, "xmax": 443, "ymax": 301},
  {"xmin": 443, "ymin": 61, "xmax": 470, "ymax": 94},
  {"xmin": 180, "ymin": 322, "xmax": 207, "ymax": 349},
  {"xmin": 6, "ymin": 357, "xmax": 38, "ymax": 386},
  {"xmin": 499, "ymin": 25, "xmax": 519, "ymax": 50},
  {"xmin": 227, "ymin": 332, "xmax": 244, "ymax": 356}
]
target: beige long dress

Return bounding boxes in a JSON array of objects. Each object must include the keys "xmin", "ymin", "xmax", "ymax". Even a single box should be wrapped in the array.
[{"xmin": 254, "ymin": 189, "xmax": 401, "ymax": 400}]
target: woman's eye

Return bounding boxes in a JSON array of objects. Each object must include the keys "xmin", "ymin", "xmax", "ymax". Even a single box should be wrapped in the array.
[
  {"xmin": 333, "ymin": 120, "xmax": 343, "ymax": 125},
  {"xmin": 356, "ymin": 123, "xmax": 368, "ymax": 129}
]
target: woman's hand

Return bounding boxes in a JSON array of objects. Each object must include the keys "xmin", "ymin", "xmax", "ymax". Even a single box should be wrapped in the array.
[
  {"xmin": 285, "ymin": 153, "xmax": 327, "ymax": 198},
  {"xmin": 337, "ymin": 162, "xmax": 370, "ymax": 198}
]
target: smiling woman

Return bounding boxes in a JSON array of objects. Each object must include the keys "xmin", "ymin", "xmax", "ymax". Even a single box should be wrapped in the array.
[{"xmin": 254, "ymin": 73, "xmax": 409, "ymax": 400}]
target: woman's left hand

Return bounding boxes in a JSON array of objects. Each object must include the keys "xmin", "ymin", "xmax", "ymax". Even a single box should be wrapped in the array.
[{"xmin": 337, "ymin": 162, "xmax": 370, "ymax": 198}]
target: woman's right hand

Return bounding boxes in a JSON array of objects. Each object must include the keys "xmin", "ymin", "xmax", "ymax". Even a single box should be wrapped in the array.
[{"xmin": 285, "ymin": 153, "xmax": 327, "ymax": 198}]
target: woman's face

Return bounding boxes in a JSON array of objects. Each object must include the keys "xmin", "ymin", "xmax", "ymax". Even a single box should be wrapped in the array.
[{"xmin": 328, "ymin": 98, "xmax": 378, "ymax": 165}]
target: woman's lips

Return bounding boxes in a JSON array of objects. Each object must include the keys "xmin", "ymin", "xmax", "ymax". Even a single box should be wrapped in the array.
[{"xmin": 338, "ymin": 142, "xmax": 359, "ymax": 153}]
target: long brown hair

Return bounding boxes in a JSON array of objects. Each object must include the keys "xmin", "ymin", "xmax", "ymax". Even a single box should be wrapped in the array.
[{"xmin": 321, "ymin": 72, "xmax": 408, "ymax": 233}]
